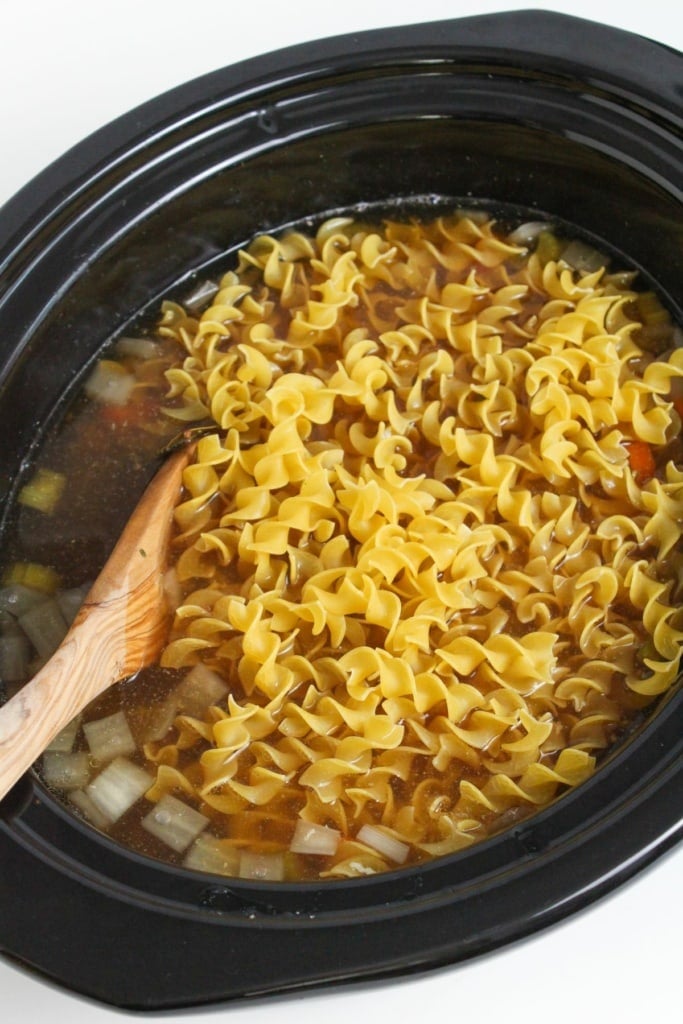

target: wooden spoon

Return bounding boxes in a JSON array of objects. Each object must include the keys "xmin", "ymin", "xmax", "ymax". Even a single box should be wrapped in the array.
[{"xmin": 0, "ymin": 444, "xmax": 193, "ymax": 802}]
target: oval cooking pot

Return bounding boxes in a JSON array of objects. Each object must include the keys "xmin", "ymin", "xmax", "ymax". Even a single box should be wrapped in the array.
[{"xmin": 0, "ymin": 9, "xmax": 682, "ymax": 1011}]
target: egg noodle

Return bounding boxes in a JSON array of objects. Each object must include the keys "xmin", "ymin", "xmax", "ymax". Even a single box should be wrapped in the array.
[{"xmin": 142, "ymin": 213, "xmax": 683, "ymax": 877}]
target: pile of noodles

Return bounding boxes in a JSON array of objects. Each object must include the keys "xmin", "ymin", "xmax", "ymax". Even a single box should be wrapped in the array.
[{"xmin": 144, "ymin": 213, "xmax": 683, "ymax": 877}]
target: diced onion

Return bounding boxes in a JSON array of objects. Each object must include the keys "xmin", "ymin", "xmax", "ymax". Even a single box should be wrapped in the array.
[
  {"xmin": 46, "ymin": 715, "xmax": 82, "ymax": 753},
  {"xmin": 140, "ymin": 664, "xmax": 228, "ymax": 744},
  {"xmin": 356, "ymin": 824, "xmax": 410, "ymax": 864},
  {"xmin": 42, "ymin": 751, "xmax": 91, "ymax": 791},
  {"xmin": 0, "ymin": 609, "xmax": 21, "ymax": 636},
  {"xmin": 454, "ymin": 207, "xmax": 489, "ymax": 225},
  {"xmin": 507, "ymin": 221, "xmax": 550, "ymax": 246},
  {"xmin": 142, "ymin": 697, "xmax": 180, "ymax": 744},
  {"xmin": 162, "ymin": 567, "xmax": 182, "ymax": 611},
  {"xmin": 0, "ymin": 583, "xmax": 49, "ymax": 617},
  {"xmin": 57, "ymin": 584, "xmax": 90, "ymax": 626},
  {"xmin": 68, "ymin": 788, "xmax": 112, "ymax": 830},
  {"xmin": 115, "ymin": 336, "xmax": 161, "ymax": 360},
  {"xmin": 86, "ymin": 757, "xmax": 152, "ymax": 823},
  {"xmin": 238, "ymin": 850, "xmax": 285, "ymax": 881},
  {"xmin": 141, "ymin": 794, "xmax": 209, "ymax": 853},
  {"xmin": 183, "ymin": 834, "xmax": 241, "ymax": 876},
  {"xmin": 84, "ymin": 359, "xmax": 136, "ymax": 406},
  {"xmin": 83, "ymin": 710, "xmax": 136, "ymax": 763},
  {"xmin": 289, "ymin": 820, "xmax": 341, "ymax": 856},
  {"xmin": 178, "ymin": 664, "xmax": 227, "ymax": 716},
  {"xmin": 184, "ymin": 279, "xmax": 219, "ymax": 311},
  {"xmin": 0, "ymin": 633, "xmax": 31, "ymax": 683},
  {"xmin": 560, "ymin": 239, "xmax": 606, "ymax": 273},
  {"xmin": 18, "ymin": 596, "xmax": 68, "ymax": 659}
]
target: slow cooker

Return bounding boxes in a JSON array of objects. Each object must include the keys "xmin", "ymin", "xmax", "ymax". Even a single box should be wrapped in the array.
[{"xmin": 1, "ymin": 6, "xmax": 682, "ymax": 1015}]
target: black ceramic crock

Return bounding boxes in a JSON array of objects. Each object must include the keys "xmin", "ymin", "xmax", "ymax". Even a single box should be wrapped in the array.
[{"xmin": 0, "ymin": 9, "xmax": 682, "ymax": 1011}]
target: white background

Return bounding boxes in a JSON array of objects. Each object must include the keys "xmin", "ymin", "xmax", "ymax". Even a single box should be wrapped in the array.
[{"xmin": 1, "ymin": 1, "xmax": 682, "ymax": 1021}]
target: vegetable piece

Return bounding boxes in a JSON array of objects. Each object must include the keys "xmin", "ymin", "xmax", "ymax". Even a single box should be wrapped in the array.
[
  {"xmin": 507, "ymin": 221, "xmax": 550, "ymax": 247},
  {"xmin": 140, "ymin": 664, "xmax": 228, "ymax": 744},
  {"xmin": 637, "ymin": 290, "xmax": 670, "ymax": 326},
  {"xmin": 356, "ymin": 824, "xmax": 410, "ymax": 864},
  {"xmin": 637, "ymin": 322, "xmax": 675, "ymax": 354},
  {"xmin": 535, "ymin": 231, "xmax": 563, "ymax": 265},
  {"xmin": 560, "ymin": 239, "xmax": 606, "ymax": 273},
  {"xmin": 46, "ymin": 715, "xmax": 82, "ymax": 753},
  {"xmin": 625, "ymin": 440, "xmax": 656, "ymax": 482},
  {"xmin": 56, "ymin": 583, "xmax": 90, "ymax": 626},
  {"xmin": 289, "ymin": 820, "xmax": 341, "ymax": 856},
  {"xmin": 141, "ymin": 794, "xmax": 209, "ymax": 853},
  {"xmin": 42, "ymin": 751, "xmax": 91, "ymax": 791},
  {"xmin": 115, "ymin": 336, "xmax": 161, "ymax": 360},
  {"xmin": 141, "ymin": 697, "xmax": 180, "ymax": 744},
  {"xmin": 177, "ymin": 663, "xmax": 228, "ymax": 716},
  {"xmin": 183, "ymin": 834, "xmax": 241, "ymax": 875},
  {"xmin": 84, "ymin": 359, "xmax": 136, "ymax": 406},
  {"xmin": 184, "ymin": 279, "xmax": 219, "ymax": 312},
  {"xmin": 3, "ymin": 562, "xmax": 59, "ymax": 594},
  {"xmin": 18, "ymin": 596, "xmax": 68, "ymax": 659},
  {"xmin": 0, "ymin": 583, "xmax": 49, "ymax": 617},
  {"xmin": 18, "ymin": 467, "xmax": 66, "ymax": 514},
  {"xmin": 83, "ymin": 710, "xmax": 136, "ymax": 763},
  {"xmin": 68, "ymin": 788, "xmax": 112, "ymax": 830},
  {"xmin": 238, "ymin": 850, "xmax": 285, "ymax": 881},
  {"xmin": 0, "ymin": 610, "xmax": 22, "ymax": 637},
  {"xmin": 163, "ymin": 567, "xmax": 182, "ymax": 610},
  {"xmin": 86, "ymin": 757, "xmax": 152, "ymax": 823},
  {"xmin": 0, "ymin": 633, "xmax": 31, "ymax": 683}
]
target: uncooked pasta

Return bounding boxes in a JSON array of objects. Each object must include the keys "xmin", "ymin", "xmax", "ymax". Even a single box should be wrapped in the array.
[{"xmin": 9, "ymin": 210, "xmax": 683, "ymax": 880}]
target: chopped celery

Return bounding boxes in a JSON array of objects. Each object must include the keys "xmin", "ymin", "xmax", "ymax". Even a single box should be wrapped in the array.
[
  {"xmin": 3, "ymin": 562, "xmax": 60, "ymax": 594},
  {"xmin": 18, "ymin": 467, "xmax": 66, "ymax": 514},
  {"xmin": 535, "ymin": 230, "xmax": 563, "ymax": 265}
]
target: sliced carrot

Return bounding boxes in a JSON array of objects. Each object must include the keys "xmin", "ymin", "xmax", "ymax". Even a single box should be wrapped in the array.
[
  {"xmin": 625, "ymin": 440, "xmax": 655, "ymax": 481},
  {"xmin": 100, "ymin": 395, "xmax": 157, "ymax": 430}
]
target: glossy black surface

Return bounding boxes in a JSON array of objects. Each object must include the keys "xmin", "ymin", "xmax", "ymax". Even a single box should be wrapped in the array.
[{"xmin": 0, "ymin": 9, "xmax": 682, "ymax": 1010}]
